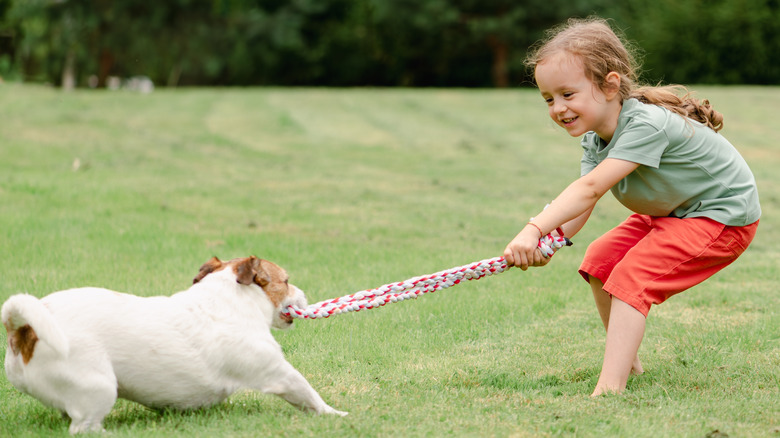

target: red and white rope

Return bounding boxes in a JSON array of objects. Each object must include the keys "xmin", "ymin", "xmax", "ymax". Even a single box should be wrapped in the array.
[{"xmin": 284, "ymin": 233, "xmax": 571, "ymax": 320}]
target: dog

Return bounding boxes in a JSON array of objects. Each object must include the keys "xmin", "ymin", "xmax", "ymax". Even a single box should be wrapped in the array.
[{"xmin": 2, "ymin": 256, "xmax": 347, "ymax": 434}]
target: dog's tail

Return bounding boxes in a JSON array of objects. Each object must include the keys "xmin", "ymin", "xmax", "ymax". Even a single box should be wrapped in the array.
[{"xmin": 2, "ymin": 294, "xmax": 70, "ymax": 359}]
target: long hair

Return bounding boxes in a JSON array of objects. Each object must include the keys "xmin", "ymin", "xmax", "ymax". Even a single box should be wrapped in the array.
[{"xmin": 526, "ymin": 17, "xmax": 724, "ymax": 132}]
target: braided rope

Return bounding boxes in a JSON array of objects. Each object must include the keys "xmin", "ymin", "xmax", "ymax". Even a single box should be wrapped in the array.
[{"xmin": 284, "ymin": 233, "xmax": 571, "ymax": 320}]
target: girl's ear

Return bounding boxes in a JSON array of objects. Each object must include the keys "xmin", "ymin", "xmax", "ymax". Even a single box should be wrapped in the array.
[{"xmin": 604, "ymin": 72, "xmax": 621, "ymax": 100}]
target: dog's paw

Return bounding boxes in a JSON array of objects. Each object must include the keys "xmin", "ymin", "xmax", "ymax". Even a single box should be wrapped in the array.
[
  {"xmin": 331, "ymin": 409, "xmax": 348, "ymax": 417},
  {"xmin": 319, "ymin": 405, "xmax": 348, "ymax": 416}
]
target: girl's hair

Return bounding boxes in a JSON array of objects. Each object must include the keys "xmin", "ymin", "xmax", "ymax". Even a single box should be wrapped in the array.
[{"xmin": 525, "ymin": 17, "xmax": 723, "ymax": 132}]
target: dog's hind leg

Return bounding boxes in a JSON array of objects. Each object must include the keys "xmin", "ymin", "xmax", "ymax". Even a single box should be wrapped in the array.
[
  {"xmin": 64, "ymin": 374, "xmax": 118, "ymax": 434},
  {"xmin": 66, "ymin": 392, "xmax": 116, "ymax": 433},
  {"xmin": 68, "ymin": 415, "xmax": 107, "ymax": 434}
]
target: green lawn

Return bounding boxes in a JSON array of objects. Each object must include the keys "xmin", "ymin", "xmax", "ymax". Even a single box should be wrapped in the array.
[{"xmin": 0, "ymin": 84, "xmax": 777, "ymax": 437}]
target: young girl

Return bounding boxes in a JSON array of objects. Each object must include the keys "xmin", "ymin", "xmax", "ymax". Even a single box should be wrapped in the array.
[{"xmin": 503, "ymin": 17, "xmax": 761, "ymax": 397}]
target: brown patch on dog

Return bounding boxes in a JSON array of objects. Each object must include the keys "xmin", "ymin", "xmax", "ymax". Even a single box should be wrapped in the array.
[
  {"xmin": 233, "ymin": 257, "xmax": 265, "ymax": 286},
  {"xmin": 7, "ymin": 324, "xmax": 39, "ymax": 365},
  {"xmin": 226, "ymin": 257, "xmax": 291, "ymax": 308},
  {"xmin": 193, "ymin": 257, "xmax": 224, "ymax": 284},
  {"xmin": 256, "ymin": 259, "xmax": 292, "ymax": 309},
  {"xmin": 193, "ymin": 256, "xmax": 294, "ymax": 309}
]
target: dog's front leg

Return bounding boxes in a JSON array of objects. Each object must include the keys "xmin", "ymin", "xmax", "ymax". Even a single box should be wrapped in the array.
[{"xmin": 260, "ymin": 361, "xmax": 347, "ymax": 416}]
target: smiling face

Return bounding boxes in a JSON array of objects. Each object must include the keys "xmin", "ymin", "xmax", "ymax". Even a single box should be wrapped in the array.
[{"xmin": 535, "ymin": 52, "xmax": 622, "ymax": 143}]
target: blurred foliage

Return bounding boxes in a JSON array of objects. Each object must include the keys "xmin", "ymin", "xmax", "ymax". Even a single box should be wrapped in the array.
[{"xmin": 0, "ymin": 0, "xmax": 778, "ymax": 87}]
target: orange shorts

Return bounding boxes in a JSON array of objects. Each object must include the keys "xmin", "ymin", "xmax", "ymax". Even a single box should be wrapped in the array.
[{"xmin": 579, "ymin": 214, "xmax": 759, "ymax": 317}]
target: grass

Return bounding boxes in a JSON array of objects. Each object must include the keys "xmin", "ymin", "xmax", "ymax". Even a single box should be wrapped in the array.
[{"xmin": 0, "ymin": 84, "xmax": 778, "ymax": 437}]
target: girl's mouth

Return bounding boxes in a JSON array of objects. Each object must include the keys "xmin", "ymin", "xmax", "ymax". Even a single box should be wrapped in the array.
[{"xmin": 562, "ymin": 116, "xmax": 578, "ymax": 125}]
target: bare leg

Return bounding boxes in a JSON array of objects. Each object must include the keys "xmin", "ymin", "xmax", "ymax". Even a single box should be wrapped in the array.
[
  {"xmin": 591, "ymin": 296, "xmax": 646, "ymax": 396},
  {"xmin": 590, "ymin": 276, "xmax": 612, "ymax": 330},
  {"xmin": 589, "ymin": 277, "xmax": 644, "ymax": 384}
]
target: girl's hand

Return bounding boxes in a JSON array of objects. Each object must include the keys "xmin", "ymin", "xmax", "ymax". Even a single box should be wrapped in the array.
[
  {"xmin": 502, "ymin": 159, "xmax": 640, "ymax": 270},
  {"xmin": 504, "ymin": 225, "xmax": 552, "ymax": 270}
]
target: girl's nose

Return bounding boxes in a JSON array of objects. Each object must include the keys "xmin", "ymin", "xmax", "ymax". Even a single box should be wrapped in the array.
[{"xmin": 553, "ymin": 99, "xmax": 567, "ymax": 114}]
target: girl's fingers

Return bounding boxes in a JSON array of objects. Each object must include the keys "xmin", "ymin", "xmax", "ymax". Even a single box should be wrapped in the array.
[
  {"xmin": 503, "ymin": 248, "xmax": 515, "ymax": 266},
  {"xmin": 519, "ymin": 252, "xmax": 530, "ymax": 271},
  {"xmin": 505, "ymin": 242, "xmax": 553, "ymax": 269}
]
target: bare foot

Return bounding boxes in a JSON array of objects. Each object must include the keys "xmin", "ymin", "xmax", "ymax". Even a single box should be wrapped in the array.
[
  {"xmin": 591, "ymin": 357, "xmax": 643, "ymax": 397},
  {"xmin": 631, "ymin": 356, "xmax": 644, "ymax": 375},
  {"xmin": 590, "ymin": 384, "xmax": 622, "ymax": 397}
]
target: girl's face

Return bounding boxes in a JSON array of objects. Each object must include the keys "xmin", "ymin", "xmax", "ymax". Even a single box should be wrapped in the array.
[{"xmin": 535, "ymin": 52, "xmax": 621, "ymax": 142}]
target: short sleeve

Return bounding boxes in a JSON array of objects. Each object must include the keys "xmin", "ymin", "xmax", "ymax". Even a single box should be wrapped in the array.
[
  {"xmin": 580, "ymin": 133, "xmax": 600, "ymax": 176},
  {"xmin": 607, "ymin": 122, "xmax": 669, "ymax": 169}
]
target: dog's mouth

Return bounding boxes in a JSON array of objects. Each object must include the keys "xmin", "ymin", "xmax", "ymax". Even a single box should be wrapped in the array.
[{"xmin": 279, "ymin": 312, "xmax": 294, "ymax": 324}]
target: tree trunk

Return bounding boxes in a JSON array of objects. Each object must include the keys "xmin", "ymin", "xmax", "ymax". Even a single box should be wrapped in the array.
[
  {"xmin": 167, "ymin": 63, "xmax": 182, "ymax": 87},
  {"xmin": 487, "ymin": 36, "xmax": 509, "ymax": 88},
  {"xmin": 61, "ymin": 48, "xmax": 76, "ymax": 91},
  {"xmin": 96, "ymin": 49, "xmax": 114, "ymax": 88}
]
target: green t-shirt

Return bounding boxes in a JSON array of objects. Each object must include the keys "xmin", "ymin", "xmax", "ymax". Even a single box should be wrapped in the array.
[{"xmin": 581, "ymin": 98, "xmax": 761, "ymax": 226}]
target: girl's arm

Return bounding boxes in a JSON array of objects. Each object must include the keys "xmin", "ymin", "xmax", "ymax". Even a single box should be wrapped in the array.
[
  {"xmin": 557, "ymin": 206, "xmax": 594, "ymax": 238},
  {"xmin": 522, "ymin": 208, "xmax": 592, "ymax": 269},
  {"xmin": 504, "ymin": 158, "xmax": 640, "ymax": 270}
]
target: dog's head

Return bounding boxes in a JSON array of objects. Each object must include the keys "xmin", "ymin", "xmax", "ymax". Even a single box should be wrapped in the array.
[{"xmin": 192, "ymin": 256, "xmax": 307, "ymax": 329}]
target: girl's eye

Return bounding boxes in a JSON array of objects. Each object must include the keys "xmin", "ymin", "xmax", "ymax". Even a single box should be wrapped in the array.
[
  {"xmin": 563, "ymin": 92, "xmax": 574, "ymax": 98},
  {"xmin": 544, "ymin": 97, "xmax": 554, "ymax": 105}
]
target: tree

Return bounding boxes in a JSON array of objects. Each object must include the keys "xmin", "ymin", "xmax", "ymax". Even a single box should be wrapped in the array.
[
  {"xmin": 2, "ymin": 0, "xmax": 779, "ymax": 87},
  {"xmin": 612, "ymin": 0, "xmax": 780, "ymax": 85}
]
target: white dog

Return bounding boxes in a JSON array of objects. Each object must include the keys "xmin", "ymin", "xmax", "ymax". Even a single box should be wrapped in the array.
[{"xmin": 2, "ymin": 256, "xmax": 347, "ymax": 434}]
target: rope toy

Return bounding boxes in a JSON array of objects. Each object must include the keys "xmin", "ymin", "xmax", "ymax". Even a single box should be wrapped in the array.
[{"xmin": 284, "ymin": 233, "xmax": 572, "ymax": 320}]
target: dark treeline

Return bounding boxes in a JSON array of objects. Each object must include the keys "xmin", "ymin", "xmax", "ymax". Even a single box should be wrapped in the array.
[{"xmin": 1, "ymin": 0, "xmax": 778, "ymax": 88}]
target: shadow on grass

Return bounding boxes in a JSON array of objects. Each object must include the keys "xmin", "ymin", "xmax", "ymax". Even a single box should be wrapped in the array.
[
  {"xmin": 102, "ymin": 396, "xmax": 297, "ymax": 432},
  {"xmin": 0, "ymin": 394, "xmax": 298, "ymax": 435},
  {"xmin": 444, "ymin": 366, "xmax": 599, "ymax": 397}
]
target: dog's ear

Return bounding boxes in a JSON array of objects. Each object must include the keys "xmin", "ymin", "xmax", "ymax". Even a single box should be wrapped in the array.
[
  {"xmin": 193, "ymin": 257, "xmax": 222, "ymax": 284},
  {"xmin": 235, "ymin": 256, "xmax": 271, "ymax": 287}
]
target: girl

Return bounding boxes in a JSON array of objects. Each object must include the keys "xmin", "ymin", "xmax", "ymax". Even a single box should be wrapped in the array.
[{"xmin": 503, "ymin": 17, "xmax": 761, "ymax": 397}]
